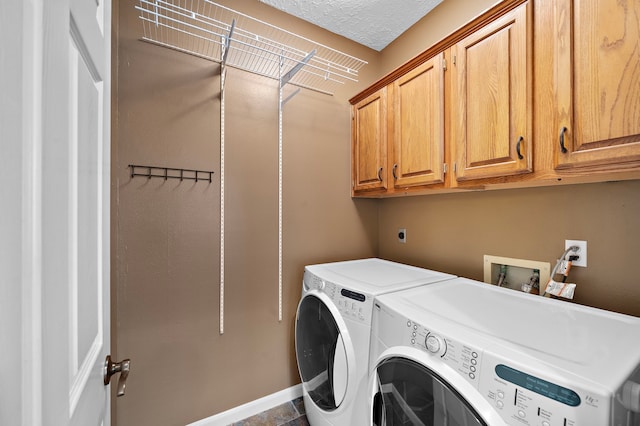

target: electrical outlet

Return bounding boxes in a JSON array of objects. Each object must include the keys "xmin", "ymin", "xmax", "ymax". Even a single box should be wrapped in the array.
[
  {"xmin": 398, "ymin": 228, "xmax": 407, "ymax": 243},
  {"xmin": 565, "ymin": 240, "xmax": 587, "ymax": 267}
]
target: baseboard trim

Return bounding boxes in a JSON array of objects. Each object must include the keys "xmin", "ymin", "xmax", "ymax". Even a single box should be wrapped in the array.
[{"xmin": 186, "ymin": 384, "xmax": 303, "ymax": 426}]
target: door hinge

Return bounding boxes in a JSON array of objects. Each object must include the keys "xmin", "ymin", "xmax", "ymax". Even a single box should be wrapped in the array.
[
  {"xmin": 453, "ymin": 162, "xmax": 457, "ymax": 173},
  {"xmin": 453, "ymin": 55, "xmax": 457, "ymax": 66},
  {"xmin": 443, "ymin": 163, "xmax": 448, "ymax": 173},
  {"xmin": 443, "ymin": 58, "xmax": 447, "ymax": 71}
]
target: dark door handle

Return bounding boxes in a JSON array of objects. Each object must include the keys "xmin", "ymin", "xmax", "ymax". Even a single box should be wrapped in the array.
[
  {"xmin": 559, "ymin": 127, "xmax": 568, "ymax": 153},
  {"xmin": 104, "ymin": 355, "xmax": 131, "ymax": 397},
  {"xmin": 516, "ymin": 136, "xmax": 524, "ymax": 160}
]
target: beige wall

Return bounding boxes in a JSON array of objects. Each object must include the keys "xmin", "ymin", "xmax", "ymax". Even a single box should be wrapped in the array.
[
  {"xmin": 112, "ymin": 0, "xmax": 378, "ymax": 424},
  {"xmin": 378, "ymin": 181, "xmax": 640, "ymax": 317},
  {"xmin": 113, "ymin": 0, "xmax": 640, "ymax": 424}
]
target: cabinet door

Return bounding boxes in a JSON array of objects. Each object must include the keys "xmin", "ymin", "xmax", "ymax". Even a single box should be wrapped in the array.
[
  {"xmin": 392, "ymin": 53, "xmax": 445, "ymax": 188},
  {"xmin": 554, "ymin": 0, "xmax": 640, "ymax": 170},
  {"xmin": 352, "ymin": 88, "xmax": 388, "ymax": 193},
  {"xmin": 452, "ymin": 2, "xmax": 532, "ymax": 181}
]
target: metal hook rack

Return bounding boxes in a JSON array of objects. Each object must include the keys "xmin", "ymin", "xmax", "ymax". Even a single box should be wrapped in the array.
[{"xmin": 129, "ymin": 164, "xmax": 214, "ymax": 183}]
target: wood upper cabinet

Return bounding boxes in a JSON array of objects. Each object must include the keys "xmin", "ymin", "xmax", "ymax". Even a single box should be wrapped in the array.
[
  {"xmin": 554, "ymin": 0, "xmax": 640, "ymax": 170},
  {"xmin": 349, "ymin": 0, "xmax": 640, "ymax": 197},
  {"xmin": 352, "ymin": 88, "xmax": 387, "ymax": 193},
  {"xmin": 392, "ymin": 53, "xmax": 446, "ymax": 188},
  {"xmin": 451, "ymin": 2, "xmax": 532, "ymax": 182}
]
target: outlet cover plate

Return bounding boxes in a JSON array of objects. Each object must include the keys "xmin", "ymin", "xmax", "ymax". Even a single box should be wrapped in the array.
[{"xmin": 565, "ymin": 240, "xmax": 587, "ymax": 267}]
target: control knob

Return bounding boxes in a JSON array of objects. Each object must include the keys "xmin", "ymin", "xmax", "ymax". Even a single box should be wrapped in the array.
[
  {"xmin": 425, "ymin": 333, "xmax": 446, "ymax": 356},
  {"xmin": 622, "ymin": 380, "xmax": 640, "ymax": 413}
]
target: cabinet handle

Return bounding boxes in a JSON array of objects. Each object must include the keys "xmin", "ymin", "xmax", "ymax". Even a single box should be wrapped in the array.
[
  {"xmin": 392, "ymin": 164, "xmax": 398, "ymax": 180},
  {"xmin": 377, "ymin": 167, "xmax": 383, "ymax": 181},
  {"xmin": 559, "ymin": 127, "xmax": 568, "ymax": 153},
  {"xmin": 516, "ymin": 136, "xmax": 524, "ymax": 160}
]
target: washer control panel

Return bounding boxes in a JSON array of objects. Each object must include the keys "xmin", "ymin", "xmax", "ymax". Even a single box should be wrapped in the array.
[
  {"xmin": 403, "ymin": 317, "xmax": 612, "ymax": 425},
  {"xmin": 303, "ymin": 271, "xmax": 371, "ymax": 324},
  {"xmin": 405, "ymin": 319, "xmax": 482, "ymax": 387},
  {"xmin": 480, "ymin": 360, "xmax": 610, "ymax": 426}
]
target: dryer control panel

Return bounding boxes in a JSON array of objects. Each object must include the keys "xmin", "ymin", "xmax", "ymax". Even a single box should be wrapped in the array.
[{"xmin": 303, "ymin": 271, "xmax": 372, "ymax": 325}]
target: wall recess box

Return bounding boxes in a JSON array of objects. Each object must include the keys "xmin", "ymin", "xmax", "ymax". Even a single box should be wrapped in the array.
[{"xmin": 483, "ymin": 255, "xmax": 551, "ymax": 295}]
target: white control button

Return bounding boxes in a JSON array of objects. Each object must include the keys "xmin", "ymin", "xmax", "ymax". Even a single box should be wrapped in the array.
[
  {"xmin": 518, "ymin": 410, "xmax": 526, "ymax": 418},
  {"xmin": 497, "ymin": 391, "xmax": 504, "ymax": 399},
  {"xmin": 469, "ymin": 373, "xmax": 475, "ymax": 380},
  {"xmin": 411, "ymin": 339, "xmax": 416, "ymax": 344},
  {"xmin": 425, "ymin": 335, "xmax": 442, "ymax": 353},
  {"xmin": 496, "ymin": 400, "xmax": 504, "ymax": 409},
  {"xmin": 413, "ymin": 324, "xmax": 418, "ymax": 330},
  {"xmin": 470, "ymin": 366, "xmax": 476, "ymax": 372},
  {"xmin": 407, "ymin": 321, "xmax": 412, "ymax": 327},
  {"xmin": 412, "ymin": 331, "xmax": 416, "ymax": 337},
  {"xmin": 472, "ymin": 352, "xmax": 478, "ymax": 358},
  {"xmin": 542, "ymin": 421, "xmax": 550, "ymax": 426},
  {"xmin": 471, "ymin": 358, "xmax": 477, "ymax": 365}
]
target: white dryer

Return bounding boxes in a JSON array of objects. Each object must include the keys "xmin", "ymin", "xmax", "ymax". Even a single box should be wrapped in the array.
[
  {"xmin": 369, "ymin": 277, "xmax": 640, "ymax": 426},
  {"xmin": 295, "ymin": 258, "xmax": 455, "ymax": 426}
]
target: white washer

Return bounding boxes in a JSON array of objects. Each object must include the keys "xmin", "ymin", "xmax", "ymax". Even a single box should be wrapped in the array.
[
  {"xmin": 295, "ymin": 258, "xmax": 455, "ymax": 426},
  {"xmin": 369, "ymin": 277, "xmax": 640, "ymax": 426}
]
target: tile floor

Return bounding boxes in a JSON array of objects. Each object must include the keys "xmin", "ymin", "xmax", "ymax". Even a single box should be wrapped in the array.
[{"xmin": 230, "ymin": 397, "xmax": 309, "ymax": 426}]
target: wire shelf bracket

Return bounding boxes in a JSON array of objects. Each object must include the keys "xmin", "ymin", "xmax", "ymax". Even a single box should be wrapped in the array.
[{"xmin": 221, "ymin": 18, "xmax": 235, "ymax": 65}]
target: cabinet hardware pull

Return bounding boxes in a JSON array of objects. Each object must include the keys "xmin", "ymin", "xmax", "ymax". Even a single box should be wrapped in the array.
[
  {"xmin": 516, "ymin": 136, "xmax": 524, "ymax": 159},
  {"xmin": 377, "ymin": 167, "xmax": 383, "ymax": 181},
  {"xmin": 392, "ymin": 164, "xmax": 398, "ymax": 180},
  {"xmin": 559, "ymin": 127, "xmax": 568, "ymax": 153}
]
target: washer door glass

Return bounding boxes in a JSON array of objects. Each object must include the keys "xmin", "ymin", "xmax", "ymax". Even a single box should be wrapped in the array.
[
  {"xmin": 296, "ymin": 294, "xmax": 348, "ymax": 411},
  {"xmin": 373, "ymin": 357, "xmax": 487, "ymax": 426}
]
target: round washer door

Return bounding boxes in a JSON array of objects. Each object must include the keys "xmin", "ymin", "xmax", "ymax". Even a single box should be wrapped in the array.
[
  {"xmin": 371, "ymin": 347, "xmax": 508, "ymax": 426},
  {"xmin": 295, "ymin": 292, "xmax": 353, "ymax": 411}
]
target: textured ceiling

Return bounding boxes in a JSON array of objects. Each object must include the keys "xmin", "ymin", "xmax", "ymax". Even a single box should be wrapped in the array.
[{"xmin": 259, "ymin": 0, "xmax": 444, "ymax": 51}]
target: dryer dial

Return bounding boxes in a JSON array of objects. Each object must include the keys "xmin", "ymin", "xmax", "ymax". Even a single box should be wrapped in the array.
[{"xmin": 425, "ymin": 333, "xmax": 446, "ymax": 356}]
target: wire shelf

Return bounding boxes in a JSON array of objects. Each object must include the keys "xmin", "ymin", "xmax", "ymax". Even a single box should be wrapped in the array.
[{"xmin": 136, "ymin": 0, "xmax": 367, "ymax": 95}]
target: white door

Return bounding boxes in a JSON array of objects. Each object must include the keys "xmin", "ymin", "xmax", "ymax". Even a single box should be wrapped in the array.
[{"xmin": 0, "ymin": 0, "xmax": 113, "ymax": 425}]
